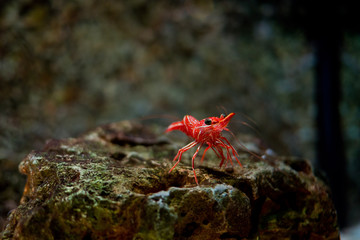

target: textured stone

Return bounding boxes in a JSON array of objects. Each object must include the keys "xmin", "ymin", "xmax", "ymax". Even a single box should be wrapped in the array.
[{"xmin": 1, "ymin": 121, "xmax": 339, "ymax": 239}]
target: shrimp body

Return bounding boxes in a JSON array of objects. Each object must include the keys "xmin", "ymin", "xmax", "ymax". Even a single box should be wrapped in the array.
[{"xmin": 166, "ymin": 113, "xmax": 242, "ymax": 184}]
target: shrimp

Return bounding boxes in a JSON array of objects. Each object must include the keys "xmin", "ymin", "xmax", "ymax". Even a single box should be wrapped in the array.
[{"xmin": 166, "ymin": 113, "xmax": 242, "ymax": 184}]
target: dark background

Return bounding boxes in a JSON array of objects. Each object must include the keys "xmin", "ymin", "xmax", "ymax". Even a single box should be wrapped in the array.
[{"xmin": 1, "ymin": 0, "xmax": 359, "ymax": 232}]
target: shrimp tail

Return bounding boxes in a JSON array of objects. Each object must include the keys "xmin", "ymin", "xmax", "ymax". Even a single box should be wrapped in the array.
[{"xmin": 165, "ymin": 120, "xmax": 186, "ymax": 133}]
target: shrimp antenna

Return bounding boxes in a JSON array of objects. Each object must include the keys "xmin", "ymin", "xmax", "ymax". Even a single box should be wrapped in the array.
[
  {"xmin": 217, "ymin": 105, "xmax": 228, "ymax": 116},
  {"xmin": 226, "ymin": 129, "xmax": 263, "ymax": 161},
  {"xmin": 232, "ymin": 112, "xmax": 265, "ymax": 140},
  {"xmin": 239, "ymin": 112, "xmax": 259, "ymax": 128},
  {"xmin": 137, "ymin": 114, "xmax": 181, "ymax": 122},
  {"xmin": 239, "ymin": 121, "xmax": 264, "ymax": 140}
]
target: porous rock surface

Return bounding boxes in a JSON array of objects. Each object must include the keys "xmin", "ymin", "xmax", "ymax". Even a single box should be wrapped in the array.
[{"xmin": 1, "ymin": 121, "xmax": 339, "ymax": 240}]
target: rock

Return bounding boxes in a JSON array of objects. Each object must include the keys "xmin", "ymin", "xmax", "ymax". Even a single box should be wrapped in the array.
[{"xmin": 1, "ymin": 121, "xmax": 339, "ymax": 239}]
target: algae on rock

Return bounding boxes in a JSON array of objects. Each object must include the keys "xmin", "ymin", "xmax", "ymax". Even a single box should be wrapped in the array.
[{"xmin": 1, "ymin": 121, "xmax": 339, "ymax": 239}]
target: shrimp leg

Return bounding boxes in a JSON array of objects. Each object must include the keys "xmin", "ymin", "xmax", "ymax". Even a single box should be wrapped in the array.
[
  {"xmin": 220, "ymin": 137, "xmax": 242, "ymax": 167},
  {"xmin": 214, "ymin": 145, "xmax": 227, "ymax": 167},
  {"xmin": 191, "ymin": 143, "xmax": 203, "ymax": 185},
  {"xmin": 169, "ymin": 141, "xmax": 198, "ymax": 173},
  {"xmin": 200, "ymin": 144, "xmax": 211, "ymax": 163}
]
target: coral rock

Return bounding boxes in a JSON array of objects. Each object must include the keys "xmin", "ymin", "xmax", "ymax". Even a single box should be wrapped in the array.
[{"xmin": 1, "ymin": 121, "xmax": 339, "ymax": 239}]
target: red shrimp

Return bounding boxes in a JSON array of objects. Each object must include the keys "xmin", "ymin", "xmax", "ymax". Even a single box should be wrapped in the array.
[{"xmin": 166, "ymin": 113, "xmax": 242, "ymax": 184}]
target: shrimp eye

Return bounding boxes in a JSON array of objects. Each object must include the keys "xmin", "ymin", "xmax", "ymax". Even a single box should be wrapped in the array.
[
  {"xmin": 220, "ymin": 113, "xmax": 226, "ymax": 118},
  {"xmin": 204, "ymin": 119, "xmax": 212, "ymax": 125}
]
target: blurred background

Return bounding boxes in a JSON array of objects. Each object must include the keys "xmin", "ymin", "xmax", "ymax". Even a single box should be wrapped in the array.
[{"xmin": 0, "ymin": 0, "xmax": 359, "ymax": 234}]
